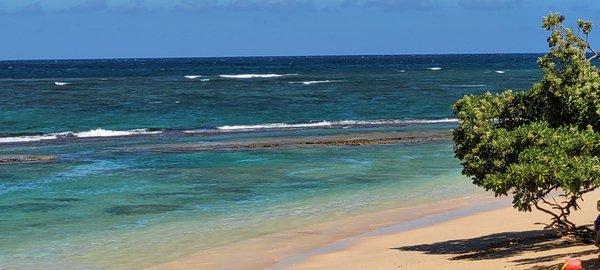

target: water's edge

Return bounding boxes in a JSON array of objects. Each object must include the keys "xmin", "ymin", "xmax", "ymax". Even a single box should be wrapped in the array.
[
  {"xmin": 273, "ymin": 197, "xmax": 511, "ymax": 269},
  {"xmin": 147, "ymin": 194, "xmax": 509, "ymax": 270}
]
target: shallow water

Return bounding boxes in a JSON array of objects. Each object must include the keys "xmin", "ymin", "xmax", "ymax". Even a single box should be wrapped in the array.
[
  {"xmin": 1, "ymin": 141, "xmax": 479, "ymax": 269},
  {"xmin": 0, "ymin": 54, "xmax": 541, "ymax": 269}
]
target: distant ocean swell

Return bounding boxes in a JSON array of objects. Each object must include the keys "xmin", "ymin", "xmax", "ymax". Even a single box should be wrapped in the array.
[
  {"xmin": 43, "ymin": 69, "xmax": 504, "ymax": 87},
  {"xmin": 47, "ymin": 74, "xmax": 301, "ymax": 86},
  {"xmin": 0, "ymin": 118, "xmax": 457, "ymax": 144},
  {"xmin": 288, "ymin": 80, "xmax": 345, "ymax": 85},
  {"xmin": 218, "ymin": 73, "xmax": 299, "ymax": 79}
]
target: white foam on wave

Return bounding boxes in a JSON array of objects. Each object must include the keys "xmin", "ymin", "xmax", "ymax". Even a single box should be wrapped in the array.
[
  {"xmin": 54, "ymin": 82, "xmax": 69, "ymax": 86},
  {"xmin": 289, "ymin": 80, "xmax": 344, "ymax": 85},
  {"xmin": 495, "ymin": 70, "xmax": 505, "ymax": 74},
  {"xmin": 216, "ymin": 118, "xmax": 458, "ymax": 131},
  {"xmin": 0, "ymin": 134, "xmax": 59, "ymax": 143},
  {"xmin": 200, "ymin": 78, "xmax": 211, "ymax": 82},
  {"xmin": 184, "ymin": 75, "xmax": 202, "ymax": 79},
  {"xmin": 428, "ymin": 67, "xmax": 442, "ymax": 71},
  {"xmin": 74, "ymin": 128, "xmax": 162, "ymax": 138},
  {"xmin": 0, "ymin": 129, "xmax": 163, "ymax": 144},
  {"xmin": 219, "ymin": 74, "xmax": 298, "ymax": 79},
  {"xmin": 218, "ymin": 122, "xmax": 334, "ymax": 131}
]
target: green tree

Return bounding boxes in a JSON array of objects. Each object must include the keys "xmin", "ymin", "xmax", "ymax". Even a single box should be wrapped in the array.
[{"xmin": 452, "ymin": 13, "xmax": 600, "ymax": 235}]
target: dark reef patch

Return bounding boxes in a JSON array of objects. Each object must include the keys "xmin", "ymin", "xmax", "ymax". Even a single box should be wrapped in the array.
[
  {"xmin": 0, "ymin": 202, "xmax": 69, "ymax": 212},
  {"xmin": 137, "ymin": 191, "xmax": 201, "ymax": 199},
  {"xmin": 0, "ymin": 155, "xmax": 55, "ymax": 164},
  {"xmin": 33, "ymin": 197, "xmax": 83, "ymax": 203},
  {"xmin": 104, "ymin": 204, "xmax": 180, "ymax": 215}
]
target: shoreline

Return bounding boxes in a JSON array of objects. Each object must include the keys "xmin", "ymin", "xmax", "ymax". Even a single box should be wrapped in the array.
[
  {"xmin": 148, "ymin": 190, "xmax": 600, "ymax": 270},
  {"xmin": 273, "ymin": 198, "xmax": 510, "ymax": 269},
  {"xmin": 147, "ymin": 193, "xmax": 508, "ymax": 270},
  {"xmin": 288, "ymin": 191, "xmax": 600, "ymax": 270}
]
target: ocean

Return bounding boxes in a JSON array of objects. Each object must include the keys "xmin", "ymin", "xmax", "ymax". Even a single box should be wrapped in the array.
[{"xmin": 0, "ymin": 54, "xmax": 540, "ymax": 269}]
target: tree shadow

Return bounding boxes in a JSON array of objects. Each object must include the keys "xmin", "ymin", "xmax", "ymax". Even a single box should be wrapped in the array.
[
  {"xmin": 524, "ymin": 256, "xmax": 600, "ymax": 270},
  {"xmin": 393, "ymin": 229, "xmax": 594, "ymax": 264},
  {"xmin": 513, "ymin": 249, "xmax": 597, "ymax": 265}
]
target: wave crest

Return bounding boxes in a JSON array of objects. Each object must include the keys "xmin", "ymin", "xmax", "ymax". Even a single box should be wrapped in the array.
[
  {"xmin": 0, "ymin": 129, "xmax": 162, "ymax": 144},
  {"xmin": 1, "ymin": 119, "xmax": 458, "ymax": 144},
  {"xmin": 215, "ymin": 118, "xmax": 458, "ymax": 132},
  {"xmin": 74, "ymin": 128, "xmax": 162, "ymax": 138},
  {"xmin": 219, "ymin": 74, "xmax": 298, "ymax": 79},
  {"xmin": 289, "ymin": 80, "xmax": 344, "ymax": 85}
]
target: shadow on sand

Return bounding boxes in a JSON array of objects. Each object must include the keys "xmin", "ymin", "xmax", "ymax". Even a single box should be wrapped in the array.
[{"xmin": 393, "ymin": 229, "xmax": 600, "ymax": 269}]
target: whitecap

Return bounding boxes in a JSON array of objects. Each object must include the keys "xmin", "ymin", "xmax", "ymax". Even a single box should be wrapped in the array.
[
  {"xmin": 0, "ymin": 129, "xmax": 163, "ymax": 144},
  {"xmin": 289, "ymin": 80, "xmax": 344, "ymax": 85},
  {"xmin": 495, "ymin": 70, "xmax": 505, "ymax": 74},
  {"xmin": 73, "ymin": 128, "xmax": 162, "ymax": 138},
  {"xmin": 218, "ymin": 121, "xmax": 334, "ymax": 131},
  {"xmin": 54, "ymin": 82, "xmax": 69, "ymax": 86},
  {"xmin": 0, "ymin": 134, "xmax": 59, "ymax": 143},
  {"xmin": 216, "ymin": 118, "xmax": 458, "ymax": 132},
  {"xmin": 428, "ymin": 67, "xmax": 442, "ymax": 71},
  {"xmin": 184, "ymin": 75, "xmax": 202, "ymax": 79},
  {"xmin": 200, "ymin": 78, "xmax": 210, "ymax": 82},
  {"xmin": 219, "ymin": 73, "xmax": 298, "ymax": 79}
]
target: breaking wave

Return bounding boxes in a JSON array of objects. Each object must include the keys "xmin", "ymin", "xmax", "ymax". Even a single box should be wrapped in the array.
[
  {"xmin": 289, "ymin": 80, "xmax": 344, "ymax": 85},
  {"xmin": 214, "ymin": 118, "xmax": 458, "ymax": 132},
  {"xmin": 1, "ymin": 119, "xmax": 458, "ymax": 144},
  {"xmin": 0, "ymin": 129, "xmax": 162, "ymax": 144},
  {"xmin": 219, "ymin": 74, "xmax": 298, "ymax": 79}
]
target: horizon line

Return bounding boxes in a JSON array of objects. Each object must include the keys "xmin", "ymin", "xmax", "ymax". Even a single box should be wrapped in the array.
[{"xmin": 0, "ymin": 51, "xmax": 546, "ymax": 62}]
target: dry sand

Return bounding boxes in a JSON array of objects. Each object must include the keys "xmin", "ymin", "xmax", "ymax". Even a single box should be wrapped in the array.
[
  {"xmin": 149, "ymin": 191, "xmax": 600, "ymax": 270},
  {"xmin": 288, "ymin": 192, "xmax": 600, "ymax": 270}
]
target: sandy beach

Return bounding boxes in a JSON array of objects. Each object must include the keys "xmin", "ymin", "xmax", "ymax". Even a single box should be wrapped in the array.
[
  {"xmin": 288, "ymin": 192, "xmax": 600, "ymax": 270},
  {"xmin": 149, "ymin": 191, "xmax": 600, "ymax": 270}
]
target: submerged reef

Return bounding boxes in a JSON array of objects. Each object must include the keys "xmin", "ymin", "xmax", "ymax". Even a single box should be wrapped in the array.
[{"xmin": 0, "ymin": 155, "xmax": 55, "ymax": 164}]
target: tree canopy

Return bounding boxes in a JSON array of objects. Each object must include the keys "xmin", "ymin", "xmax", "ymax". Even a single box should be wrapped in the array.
[{"xmin": 452, "ymin": 13, "xmax": 600, "ymax": 233}]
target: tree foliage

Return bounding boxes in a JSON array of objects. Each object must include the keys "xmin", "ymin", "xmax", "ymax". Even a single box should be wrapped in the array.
[{"xmin": 453, "ymin": 13, "xmax": 600, "ymax": 233}]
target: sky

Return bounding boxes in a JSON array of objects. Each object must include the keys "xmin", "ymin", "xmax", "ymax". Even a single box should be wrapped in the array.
[{"xmin": 1, "ymin": 0, "xmax": 600, "ymax": 59}]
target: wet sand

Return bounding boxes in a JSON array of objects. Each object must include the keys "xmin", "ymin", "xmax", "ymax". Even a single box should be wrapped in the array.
[
  {"xmin": 149, "ymin": 191, "xmax": 600, "ymax": 270},
  {"xmin": 287, "ymin": 191, "xmax": 600, "ymax": 270},
  {"xmin": 147, "ymin": 194, "xmax": 507, "ymax": 270}
]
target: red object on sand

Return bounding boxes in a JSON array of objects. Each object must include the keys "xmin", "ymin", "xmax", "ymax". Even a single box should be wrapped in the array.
[{"xmin": 561, "ymin": 259, "xmax": 582, "ymax": 270}]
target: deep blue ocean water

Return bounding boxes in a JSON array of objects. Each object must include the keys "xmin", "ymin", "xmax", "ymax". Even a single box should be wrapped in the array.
[{"xmin": 0, "ymin": 54, "xmax": 541, "ymax": 269}]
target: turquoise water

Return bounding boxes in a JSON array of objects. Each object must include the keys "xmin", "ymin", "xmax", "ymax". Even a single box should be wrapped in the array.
[
  {"xmin": 1, "ymin": 141, "xmax": 477, "ymax": 269},
  {"xmin": 0, "ymin": 55, "xmax": 540, "ymax": 269}
]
